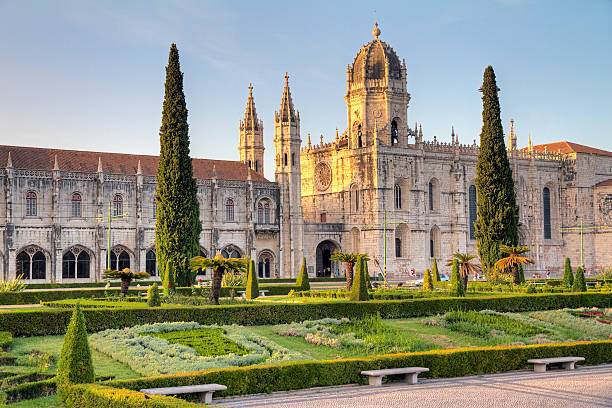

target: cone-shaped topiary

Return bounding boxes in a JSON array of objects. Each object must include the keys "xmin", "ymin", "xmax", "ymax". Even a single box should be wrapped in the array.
[
  {"xmin": 155, "ymin": 44, "xmax": 202, "ymax": 288},
  {"xmin": 563, "ymin": 257, "xmax": 574, "ymax": 287},
  {"xmin": 364, "ymin": 259, "xmax": 372, "ymax": 289},
  {"xmin": 147, "ymin": 282, "xmax": 161, "ymax": 307},
  {"xmin": 432, "ymin": 257, "xmax": 440, "ymax": 281},
  {"xmin": 246, "ymin": 259, "xmax": 259, "ymax": 300},
  {"xmin": 423, "ymin": 268, "xmax": 434, "ymax": 291},
  {"xmin": 163, "ymin": 259, "xmax": 176, "ymax": 296},
  {"xmin": 450, "ymin": 259, "xmax": 464, "ymax": 297},
  {"xmin": 474, "ymin": 66, "xmax": 519, "ymax": 271},
  {"xmin": 296, "ymin": 257, "xmax": 310, "ymax": 291},
  {"xmin": 350, "ymin": 256, "xmax": 369, "ymax": 301},
  {"xmin": 56, "ymin": 303, "xmax": 94, "ymax": 402},
  {"xmin": 572, "ymin": 266, "xmax": 587, "ymax": 292},
  {"xmin": 518, "ymin": 264, "xmax": 525, "ymax": 284}
]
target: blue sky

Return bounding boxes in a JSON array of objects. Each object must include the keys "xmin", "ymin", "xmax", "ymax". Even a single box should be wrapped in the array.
[{"xmin": 0, "ymin": 0, "xmax": 610, "ymax": 180}]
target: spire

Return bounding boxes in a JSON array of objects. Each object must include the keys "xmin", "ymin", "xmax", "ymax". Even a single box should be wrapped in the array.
[
  {"xmin": 97, "ymin": 156, "xmax": 103, "ymax": 173},
  {"xmin": 528, "ymin": 133, "xmax": 533, "ymax": 152},
  {"xmin": 243, "ymin": 83, "xmax": 259, "ymax": 130},
  {"xmin": 136, "ymin": 160, "xmax": 142, "ymax": 175},
  {"xmin": 372, "ymin": 11, "xmax": 381, "ymax": 39},
  {"xmin": 279, "ymin": 73, "xmax": 296, "ymax": 122},
  {"xmin": 6, "ymin": 152, "xmax": 12, "ymax": 168},
  {"xmin": 451, "ymin": 126, "xmax": 455, "ymax": 145},
  {"xmin": 335, "ymin": 127, "xmax": 339, "ymax": 142},
  {"xmin": 53, "ymin": 154, "xmax": 59, "ymax": 171},
  {"xmin": 307, "ymin": 133, "xmax": 311, "ymax": 149},
  {"xmin": 418, "ymin": 124, "xmax": 423, "ymax": 139},
  {"xmin": 320, "ymin": 134, "xmax": 323, "ymax": 145}
]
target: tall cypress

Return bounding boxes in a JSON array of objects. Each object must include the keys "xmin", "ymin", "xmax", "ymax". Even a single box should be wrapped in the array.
[
  {"xmin": 475, "ymin": 66, "xmax": 519, "ymax": 271},
  {"xmin": 155, "ymin": 44, "xmax": 202, "ymax": 288}
]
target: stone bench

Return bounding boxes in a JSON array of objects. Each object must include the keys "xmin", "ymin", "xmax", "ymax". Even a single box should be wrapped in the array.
[
  {"xmin": 238, "ymin": 290, "xmax": 269, "ymax": 298},
  {"xmin": 140, "ymin": 384, "xmax": 227, "ymax": 404},
  {"xmin": 527, "ymin": 356, "xmax": 585, "ymax": 373},
  {"xmin": 361, "ymin": 367, "xmax": 429, "ymax": 386}
]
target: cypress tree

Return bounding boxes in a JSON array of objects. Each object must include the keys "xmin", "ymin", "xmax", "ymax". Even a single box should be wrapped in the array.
[
  {"xmin": 246, "ymin": 259, "xmax": 259, "ymax": 300},
  {"xmin": 350, "ymin": 257, "xmax": 368, "ymax": 301},
  {"xmin": 474, "ymin": 66, "xmax": 519, "ymax": 271},
  {"xmin": 163, "ymin": 259, "xmax": 176, "ymax": 296},
  {"xmin": 56, "ymin": 303, "xmax": 94, "ymax": 401},
  {"xmin": 518, "ymin": 264, "xmax": 525, "ymax": 284},
  {"xmin": 296, "ymin": 257, "xmax": 310, "ymax": 291},
  {"xmin": 450, "ymin": 259, "xmax": 464, "ymax": 297},
  {"xmin": 423, "ymin": 268, "xmax": 434, "ymax": 292},
  {"xmin": 432, "ymin": 257, "xmax": 440, "ymax": 281},
  {"xmin": 155, "ymin": 44, "xmax": 202, "ymax": 289},
  {"xmin": 572, "ymin": 267, "xmax": 586, "ymax": 292},
  {"xmin": 563, "ymin": 258, "xmax": 574, "ymax": 287}
]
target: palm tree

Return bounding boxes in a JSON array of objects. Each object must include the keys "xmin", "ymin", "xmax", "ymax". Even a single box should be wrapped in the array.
[
  {"xmin": 330, "ymin": 251, "xmax": 368, "ymax": 291},
  {"xmin": 446, "ymin": 253, "xmax": 482, "ymax": 291},
  {"xmin": 190, "ymin": 254, "xmax": 247, "ymax": 304},
  {"xmin": 494, "ymin": 245, "xmax": 534, "ymax": 285}
]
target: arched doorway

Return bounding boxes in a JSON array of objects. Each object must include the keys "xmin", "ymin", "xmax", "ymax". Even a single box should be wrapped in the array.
[{"xmin": 316, "ymin": 240, "xmax": 339, "ymax": 277}]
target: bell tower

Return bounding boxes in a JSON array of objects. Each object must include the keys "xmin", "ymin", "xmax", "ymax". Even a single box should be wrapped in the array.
[
  {"xmin": 274, "ymin": 73, "xmax": 304, "ymax": 277},
  {"xmin": 238, "ymin": 84, "xmax": 264, "ymax": 174}
]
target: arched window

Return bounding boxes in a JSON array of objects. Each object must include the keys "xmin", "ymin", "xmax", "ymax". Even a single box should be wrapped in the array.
[
  {"xmin": 357, "ymin": 125, "xmax": 363, "ymax": 148},
  {"xmin": 26, "ymin": 191, "xmax": 37, "ymax": 216},
  {"xmin": 264, "ymin": 202, "xmax": 270, "ymax": 223},
  {"xmin": 196, "ymin": 249, "xmax": 208, "ymax": 275},
  {"xmin": 108, "ymin": 248, "xmax": 130, "ymax": 271},
  {"xmin": 17, "ymin": 248, "xmax": 46, "ymax": 280},
  {"xmin": 71, "ymin": 192, "xmax": 82, "ymax": 217},
  {"xmin": 395, "ymin": 238, "xmax": 402, "ymax": 258},
  {"xmin": 77, "ymin": 251, "xmax": 90, "ymax": 278},
  {"xmin": 428, "ymin": 179, "xmax": 439, "ymax": 211},
  {"xmin": 113, "ymin": 194, "xmax": 123, "ymax": 216},
  {"xmin": 395, "ymin": 223, "xmax": 409, "ymax": 259},
  {"xmin": 350, "ymin": 185, "xmax": 359, "ymax": 212},
  {"xmin": 394, "ymin": 184, "xmax": 402, "ymax": 209},
  {"xmin": 291, "ymin": 153, "xmax": 295, "ymax": 167},
  {"xmin": 469, "ymin": 185, "xmax": 477, "ymax": 240},
  {"xmin": 62, "ymin": 251, "xmax": 76, "ymax": 279},
  {"xmin": 284, "ymin": 153, "xmax": 288, "ymax": 166},
  {"xmin": 255, "ymin": 160, "xmax": 259, "ymax": 173},
  {"xmin": 63, "ymin": 248, "xmax": 90, "ymax": 279},
  {"xmin": 257, "ymin": 199, "xmax": 271, "ymax": 224},
  {"xmin": 391, "ymin": 120, "xmax": 399, "ymax": 145},
  {"xmin": 258, "ymin": 251, "xmax": 274, "ymax": 278},
  {"xmin": 257, "ymin": 202, "xmax": 264, "ymax": 223},
  {"xmin": 430, "ymin": 226, "xmax": 440, "ymax": 258},
  {"xmin": 428, "ymin": 182, "xmax": 434, "ymax": 211},
  {"xmin": 221, "ymin": 247, "xmax": 241, "ymax": 259},
  {"xmin": 225, "ymin": 198, "xmax": 234, "ymax": 221},
  {"xmin": 543, "ymin": 187, "xmax": 551, "ymax": 239},
  {"xmin": 146, "ymin": 250, "xmax": 156, "ymax": 276}
]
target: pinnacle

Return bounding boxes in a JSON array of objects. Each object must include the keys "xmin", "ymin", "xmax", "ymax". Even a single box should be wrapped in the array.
[
  {"xmin": 279, "ymin": 73, "xmax": 296, "ymax": 122},
  {"xmin": 243, "ymin": 83, "xmax": 259, "ymax": 131}
]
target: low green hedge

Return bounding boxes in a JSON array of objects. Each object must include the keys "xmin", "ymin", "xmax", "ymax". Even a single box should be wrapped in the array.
[
  {"xmin": 1, "ymin": 292, "xmax": 610, "ymax": 336},
  {"xmin": 106, "ymin": 340, "xmax": 612, "ymax": 397},
  {"xmin": 63, "ymin": 384, "xmax": 203, "ymax": 408},
  {"xmin": 0, "ymin": 351, "xmax": 17, "ymax": 365},
  {"xmin": 0, "ymin": 331, "xmax": 12, "ymax": 351},
  {"xmin": 0, "ymin": 288, "xmax": 148, "ymax": 305},
  {"xmin": 3, "ymin": 377, "xmax": 56, "ymax": 404}
]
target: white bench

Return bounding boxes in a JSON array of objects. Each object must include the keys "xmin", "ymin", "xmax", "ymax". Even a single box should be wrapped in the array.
[
  {"xmin": 140, "ymin": 384, "xmax": 227, "ymax": 404},
  {"xmin": 527, "ymin": 357, "xmax": 584, "ymax": 373},
  {"xmin": 238, "ymin": 290, "xmax": 269, "ymax": 298},
  {"xmin": 259, "ymin": 290, "xmax": 269, "ymax": 296},
  {"xmin": 361, "ymin": 367, "xmax": 429, "ymax": 386}
]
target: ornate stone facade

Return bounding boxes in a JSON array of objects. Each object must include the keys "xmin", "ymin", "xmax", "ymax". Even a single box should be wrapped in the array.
[{"xmin": 1, "ymin": 23, "xmax": 610, "ymax": 283}]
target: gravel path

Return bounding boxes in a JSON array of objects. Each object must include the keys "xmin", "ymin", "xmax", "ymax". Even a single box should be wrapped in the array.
[{"xmin": 216, "ymin": 364, "xmax": 612, "ymax": 408}]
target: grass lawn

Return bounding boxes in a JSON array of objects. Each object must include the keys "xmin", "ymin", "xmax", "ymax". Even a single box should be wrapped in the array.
[
  {"xmin": 256, "ymin": 296, "xmax": 350, "ymax": 303},
  {"xmin": 10, "ymin": 335, "xmax": 139, "ymax": 379},
  {"xmin": 9, "ymin": 395, "xmax": 60, "ymax": 408}
]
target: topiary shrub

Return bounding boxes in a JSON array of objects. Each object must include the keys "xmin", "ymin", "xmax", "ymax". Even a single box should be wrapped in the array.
[
  {"xmin": 350, "ymin": 257, "xmax": 368, "ymax": 301},
  {"xmin": 56, "ymin": 303, "xmax": 94, "ymax": 402},
  {"xmin": 147, "ymin": 283, "xmax": 161, "ymax": 307},
  {"xmin": 423, "ymin": 268, "xmax": 434, "ymax": 291},
  {"xmin": 296, "ymin": 257, "xmax": 310, "ymax": 291},
  {"xmin": 432, "ymin": 257, "xmax": 440, "ymax": 282},
  {"xmin": 563, "ymin": 258, "xmax": 574, "ymax": 287},
  {"xmin": 572, "ymin": 267, "xmax": 587, "ymax": 292},
  {"xmin": 526, "ymin": 284, "xmax": 537, "ymax": 294},
  {"xmin": 163, "ymin": 260, "xmax": 176, "ymax": 296},
  {"xmin": 246, "ymin": 259, "xmax": 259, "ymax": 300},
  {"xmin": 518, "ymin": 264, "xmax": 525, "ymax": 284},
  {"xmin": 450, "ymin": 259, "xmax": 464, "ymax": 297}
]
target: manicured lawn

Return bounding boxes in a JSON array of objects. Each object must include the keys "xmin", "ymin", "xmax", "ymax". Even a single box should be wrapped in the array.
[
  {"xmin": 9, "ymin": 395, "xmax": 60, "ymax": 408},
  {"xmin": 256, "ymin": 296, "xmax": 350, "ymax": 303}
]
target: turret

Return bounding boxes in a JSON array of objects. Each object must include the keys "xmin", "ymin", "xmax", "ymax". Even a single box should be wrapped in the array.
[{"xmin": 238, "ymin": 83, "xmax": 265, "ymax": 174}]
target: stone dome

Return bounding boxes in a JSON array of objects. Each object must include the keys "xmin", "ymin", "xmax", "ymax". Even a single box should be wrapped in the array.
[{"xmin": 351, "ymin": 29, "xmax": 402, "ymax": 83}]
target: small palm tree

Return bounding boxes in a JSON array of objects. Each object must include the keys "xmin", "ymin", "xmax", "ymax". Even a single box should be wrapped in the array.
[
  {"xmin": 494, "ymin": 245, "xmax": 534, "ymax": 285},
  {"xmin": 330, "ymin": 251, "xmax": 368, "ymax": 291},
  {"xmin": 190, "ymin": 254, "xmax": 247, "ymax": 304},
  {"xmin": 446, "ymin": 253, "xmax": 482, "ymax": 291}
]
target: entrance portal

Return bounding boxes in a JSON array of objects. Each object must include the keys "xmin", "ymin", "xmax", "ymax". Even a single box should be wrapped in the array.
[{"xmin": 315, "ymin": 240, "xmax": 339, "ymax": 277}]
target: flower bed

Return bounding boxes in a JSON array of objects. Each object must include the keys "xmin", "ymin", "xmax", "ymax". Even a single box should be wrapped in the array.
[
  {"xmin": 530, "ymin": 309, "xmax": 612, "ymax": 338},
  {"xmin": 443, "ymin": 310, "xmax": 551, "ymax": 337},
  {"xmin": 89, "ymin": 322, "xmax": 308, "ymax": 376}
]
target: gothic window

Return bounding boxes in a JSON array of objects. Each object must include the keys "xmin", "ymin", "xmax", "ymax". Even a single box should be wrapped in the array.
[
  {"xmin": 395, "ymin": 238, "xmax": 402, "ymax": 258},
  {"xmin": 284, "ymin": 153, "xmax": 288, "ymax": 166},
  {"xmin": 428, "ymin": 179, "xmax": 439, "ymax": 211},
  {"xmin": 77, "ymin": 251, "xmax": 90, "ymax": 278},
  {"xmin": 26, "ymin": 191, "xmax": 37, "ymax": 216},
  {"xmin": 62, "ymin": 251, "xmax": 75, "ymax": 279},
  {"xmin": 428, "ymin": 182, "xmax": 434, "ymax": 211},
  {"xmin": 357, "ymin": 125, "xmax": 363, "ymax": 148},
  {"xmin": 221, "ymin": 247, "xmax": 241, "ymax": 259},
  {"xmin": 258, "ymin": 251, "xmax": 274, "ymax": 278},
  {"xmin": 113, "ymin": 194, "xmax": 123, "ymax": 216},
  {"xmin": 350, "ymin": 185, "xmax": 360, "ymax": 212},
  {"xmin": 225, "ymin": 198, "xmax": 234, "ymax": 221},
  {"xmin": 146, "ymin": 250, "xmax": 156, "ymax": 276},
  {"xmin": 395, "ymin": 224, "xmax": 408, "ymax": 258},
  {"xmin": 16, "ymin": 247, "xmax": 46, "ymax": 280},
  {"xmin": 394, "ymin": 184, "xmax": 402, "ymax": 209},
  {"xmin": 543, "ymin": 187, "xmax": 551, "ymax": 239},
  {"xmin": 469, "ymin": 185, "xmax": 477, "ymax": 240},
  {"xmin": 62, "ymin": 248, "xmax": 90, "ymax": 279},
  {"xmin": 255, "ymin": 160, "xmax": 259, "ymax": 173},
  {"xmin": 257, "ymin": 202, "xmax": 263, "ymax": 223},
  {"xmin": 430, "ymin": 226, "xmax": 440, "ymax": 258},
  {"xmin": 108, "ymin": 248, "xmax": 130, "ymax": 271},
  {"xmin": 391, "ymin": 120, "xmax": 399, "ymax": 145},
  {"xmin": 264, "ymin": 202, "xmax": 270, "ymax": 223},
  {"xmin": 196, "ymin": 249, "xmax": 208, "ymax": 275},
  {"xmin": 291, "ymin": 153, "xmax": 295, "ymax": 167},
  {"xmin": 71, "ymin": 192, "xmax": 82, "ymax": 217}
]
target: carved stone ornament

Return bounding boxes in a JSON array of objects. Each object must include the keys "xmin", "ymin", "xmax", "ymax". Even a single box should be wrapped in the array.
[
  {"xmin": 599, "ymin": 193, "xmax": 612, "ymax": 222},
  {"xmin": 314, "ymin": 162, "xmax": 332, "ymax": 191}
]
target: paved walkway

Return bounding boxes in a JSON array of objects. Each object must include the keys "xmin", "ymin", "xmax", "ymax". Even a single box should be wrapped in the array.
[{"xmin": 216, "ymin": 364, "xmax": 612, "ymax": 408}]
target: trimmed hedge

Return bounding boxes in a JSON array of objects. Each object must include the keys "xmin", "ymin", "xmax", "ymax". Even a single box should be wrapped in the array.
[
  {"xmin": 0, "ymin": 288, "xmax": 147, "ymax": 305},
  {"xmin": 3, "ymin": 377, "xmax": 56, "ymax": 404},
  {"xmin": 1, "ymin": 292, "xmax": 611, "ymax": 336},
  {"xmin": 105, "ymin": 341, "xmax": 612, "ymax": 397},
  {"xmin": 64, "ymin": 384, "xmax": 203, "ymax": 408},
  {"xmin": 0, "ymin": 331, "xmax": 12, "ymax": 351},
  {"xmin": 0, "ymin": 351, "xmax": 17, "ymax": 365}
]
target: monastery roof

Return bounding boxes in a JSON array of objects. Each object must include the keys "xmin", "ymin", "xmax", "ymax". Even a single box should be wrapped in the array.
[
  {"xmin": 595, "ymin": 179, "xmax": 612, "ymax": 187},
  {"xmin": 0, "ymin": 145, "xmax": 271, "ymax": 182},
  {"xmin": 351, "ymin": 23, "xmax": 402, "ymax": 82},
  {"xmin": 522, "ymin": 141, "xmax": 612, "ymax": 157}
]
